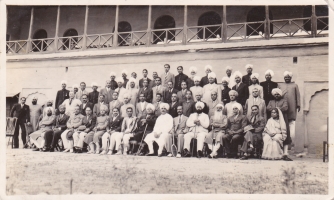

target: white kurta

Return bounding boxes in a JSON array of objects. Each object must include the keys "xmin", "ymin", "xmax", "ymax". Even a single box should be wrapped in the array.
[
  {"xmin": 127, "ymin": 88, "xmax": 139, "ymax": 106},
  {"xmin": 186, "ymin": 112, "xmax": 210, "ymax": 133},
  {"xmin": 29, "ymin": 104, "xmax": 43, "ymax": 131},
  {"xmin": 61, "ymin": 98, "xmax": 82, "ymax": 116},
  {"xmin": 153, "ymin": 113, "xmax": 174, "ymax": 134},
  {"xmin": 202, "ymin": 83, "xmax": 222, "ymax": 105}
]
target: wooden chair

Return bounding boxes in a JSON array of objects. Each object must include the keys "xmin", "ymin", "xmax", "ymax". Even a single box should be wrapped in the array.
[{"xmin": 6, "ymin": 117, "xmax": 18, "ymax": 148}]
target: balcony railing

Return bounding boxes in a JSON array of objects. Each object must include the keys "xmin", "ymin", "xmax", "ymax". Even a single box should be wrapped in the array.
[{"xmin": 6, "ymin": 16, "xmax": 329, "ymax": 55}]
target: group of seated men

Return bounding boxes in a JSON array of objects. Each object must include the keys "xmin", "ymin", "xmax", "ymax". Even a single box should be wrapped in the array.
[{"xmin": 13, "ymin": 63, "xmax": 300, "ymax": 161}]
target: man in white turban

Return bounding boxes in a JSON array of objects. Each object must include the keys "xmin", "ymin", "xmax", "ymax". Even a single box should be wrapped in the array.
[
  {"xmin": 242, "ymin": 64, "xmax": 253, "ymax": 86},
  {"xmin": 72, "ymin": 84, "xmax": 79, "ymax": 99},
  {"xmin": 144, "ymin": 103, "xmax": 174, "ymax": 156},
  {"xmin": 109, "ymin": 71, "xmax": 118, "ymax": 90},
  {"xmin": 202, "ymin": 72, "xmax": 221, "ymax": 105},
  {"xmin": 186, "ymin": 66, "xmax": 198, "ymax": 89},
  {"xmin": 248, "ymin": 73, "xmax": 264, "ymax": 99},
  {"xmin": 231, "ymin": 71, "xmax": 249, "ymax": 106},
  {"xmin": 278, "ymin": 71, "xmax": 300, "ymax": 160},
  {"xmin": 222, "ymin": 103, "xmax": 247, "ymax": 158},
  {"xmin": 114, "ymin": 78, "xmax": 127, "ymax": 102},
  {"xmin": 120, "ymin": 92, "xmax": 136, "ymax": 118},
  {"xmin": 223, "ymin": 90, "xmax": 243, "ymax": 118},
  {"xmin": 190, "ymin": 76, "xmax": 204, "ymax": 101},
  {"xmin": 183, "ymin": 101, "xmax": 210, "ymax": 158},
  {"xmin": 121, "ymin": 70, "xmax": 129, "ymax": 88},
  {"xmin": 207, "ymin": 90, "xmax": 223, "ymax": 117},
  {"xmin": 225, "ymin": 66, "xmax": 233, "ymax": 78},
  {"xmin": 126, "ymin": 78, "xmax": 139, "ymax": 106},
  {"xmin": 29, "ymin": 96, "xmax": 43, "ymax": 132},
  {"xmin": 200, "ymin": 65, "xmax": 217, "ymax": 87},
  {"xmin": 221, "ymin": 77, "xmax": 232, "ymax": 106},
  {"xmin": 126, "ymin": 72, "xmax": 140, "ymax": 90},
  {"xmin": 55, "ymin": 80, "xmax": 70, "ymax": 113},
  {"xmin": 260, "ymin": 69, "xmax": 278, "ymax": 113}
]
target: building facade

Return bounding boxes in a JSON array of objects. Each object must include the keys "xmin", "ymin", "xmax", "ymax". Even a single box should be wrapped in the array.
[{"xmin": 6, "ymin": 5, "xmax": 329, "ymax": 154}]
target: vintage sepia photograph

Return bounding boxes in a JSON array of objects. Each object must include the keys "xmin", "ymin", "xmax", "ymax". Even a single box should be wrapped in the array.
[{"xmin": 3, "ymin": 2, "xmax": 330, "ymax": 197}]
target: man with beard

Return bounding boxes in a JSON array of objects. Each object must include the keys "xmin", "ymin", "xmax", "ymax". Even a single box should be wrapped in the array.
[
  {"xmin": 202, "ymin": 72, "xmax": 221, "ymax": 105},
  {"xmin": 190, "ymin": 93, "xmax": 209, "ymax": 116},
  {"xmin": 190, "ymin": 76, "xmax": 203, "ymax": 101},
  {"xmin": 88, "ymin": 82, "xmax": 99, "ymax": 105},
  {"xmin": 223, "ymin": 90, "xmax": 243, "ymax": 118},
  {"xmin": 138, "ymin": 79, "xmax": 153, "ymax": 103},
  {"xmin": 76, "ymin": 82, "xmax": 89, "ymax": 102},
  {"xmin": 267, "ymin": 88, "xmax": 292, "ymax": 161},
  {"xmin": 100, "ymin": 80, "xmax": 114, "ymax": 105},
  {"xmin": 29, "ymin": 96, "xmax": 43, "ymax": 132},
  {"xmin": 160, "ymin": 64, "xmax": 175, "ymax": 88},
  {"xmin": 240, "ymin": 105, "xmax": 265, "ymax": 160},
  {"xmin": 109, "ymin": 72, "xmax": 118, "ymax": 90},
  {"xmin": 79, "ymin": 94, "xmax": 94, "ymax": 116},
  {"xmin": 139, "ymin": 69, "xmax": 152, "ymax": 89},
  {"xmin": 221, "ymin": 77, "xmax": 231, "ymax": 106},
  {"xmin": 44, "ymin": 105, "xmax": 70, "ymax": 152},
  {"xmin": 61, "ymin": 90, "xmax": 82, "ymax": 116},
  {"xmin": 174, "ymin": 66, "xmax": 189, "ymax": 91},
  {"xmin": 183, "ymin": 101, "xmax": 210, "ymax": 158},
  {"xmin": 144, "ymin": 103, "xmax": 173, "ymax": 156},
  {"xmin": 222, "ymin": 104, "xmax": 247, "ymax": 158},
  {"xmin": 205, "ymin": 104, "xmax": 227, "ymax": 158},
  {"xmin": 232, "ymin": 71, "xmax": 249, "ymax": 106},
  {"xmin": 200, "ymin": 65, "xmax": 217, "ymax": 87},
  {"xmin": 29, "ymin": 107, "xmax": 55, "ymax": 151},
  {"xmin": 186, "ymin": 66, "xmax": 197, "ymax": 89},
  {"xmin": 55, "ymin": 80, "xmax": 70, "ymax": 113},
  {"xmin": 121, "ymin": 70, "xmax": 129, "ymax": 88},
  {"xmin": 127, "ymin": 78, "xmax": 139, "ymax": 106},
  {"xmin": 278, "ymin": 71, "xmax": 300, "ymax": 159},
  {"xmin": 93, "ymin": 94, "xmax": 109, "ymax": 116},
  {"xmin": 242, "ymin": 64, "xmax": 253, "ymax": 86}
]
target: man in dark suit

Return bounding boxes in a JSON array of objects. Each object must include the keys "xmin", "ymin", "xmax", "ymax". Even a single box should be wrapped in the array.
[
  {"xmin": 139, "ymin": 69, "xmax": 152, "ymax": 89},
  {"xmin": 138, "ymin": 79, "xmax": 153, "ymax": 103},
  {"xmin": 10, "ymin": 97, "xmax": 30, "ymax": 148},
  {"xmin": 169, "ymin": 93, "xmax": 181, "ymax": 118},
  {"xmin": 163, "ymin": 81, "xmax": 178, "ymax": 104},
  {"xmin": 80, "ymin": 94, "xmax": 94, "ymax": 116},
  {"xmin": 222, "ymin": 104, "xmax": 247, "ymax": 158},
  {"xmin": 240, "ymin": 105, "xmax": 265, "ymax": 160},
  {"xmin": 242, "ymin": 64, "xmax": 253, "ymax": 86},
  {"xmin": 200, "ymin": 65, "xmax": 217, "ymax": 87},
  {"xmin": 44, "ymin": 105, "xmax": 70, "ymax": 152},
  {"xmin": 109, "ymin": 72, "xmax": 118, "ymax": 90},
  {"xmin": 100, "ymin": 80, "xmax": 114, "ymax": 105},
  {"xmin": 93, "ymin": 94, "xmax": 109, "ymax": 116},
  {"xmin": 221, "ymin": 77, "xmax": 231, "ymax": 106},
  {"xmin": 55, "ymin": 80, "xmax": 70, "ymax": 112},
  {"xmin": 176, "ymin": 81, "xmax": 188, "ymax": 104},
  {"xmin": 232, "ymin": 72, "xmax": 249, "ymax": 106},
  {"xmin": 260, "ymin": 70, "xmax": 278, "ymax": 106},
  {"xmin": 174, "ymin": 66, "xmax": 189, "ymax": 91},
  {"xmin": 88, "ymin": 82, "xmax": 99, "ymax": 105},
  {"xmin": 149, "ymin": 72, "xmax": 159, "ymax": 89},
  {"xmin": 182, "ymin": 91, "xmax": 194, "ymax": 117}
]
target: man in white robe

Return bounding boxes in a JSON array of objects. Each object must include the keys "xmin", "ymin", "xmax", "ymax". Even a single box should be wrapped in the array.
[
  {"xmin": 127, "ymin": 78, "xmax": 139, "ymax": 106},
  {"xmin": 29, "ymin": 96, "xmax": 43, "ymax": 131},
  {"xmin": 190, "ymin": 76, "xmax": 204, "ymax": 101},
  {"xmin": 202, "ymin": 72, "xmax": 221, "ymax": 105}
]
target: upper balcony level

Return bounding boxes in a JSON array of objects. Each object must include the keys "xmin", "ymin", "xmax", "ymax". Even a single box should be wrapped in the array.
[{"xmin": 6, "ymin": 5, "xmax": 329, "ymax": 56}]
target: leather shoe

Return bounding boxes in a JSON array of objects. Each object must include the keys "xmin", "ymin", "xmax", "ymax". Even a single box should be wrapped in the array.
[
  {"xmin": 282, "ymin": 155, "xmax": 293, "ymax": 161},
  {"xmin": 197, "ymin": 150, "xmax": 203, "ymax": 158},
  {"xmin": 49, "ymin": 148, "xmax": 55, "ymax": 152},
  {"xmin": 240, "ymin": 156, "xmax": 248, "ymax": 160},
  {"xmin": 183, "ymin": 149, "xmax": 191, "ymax": 157},
  {"xmin": 145, "ymin": 153, "xmax": 155, "ymax": 156},
  {"xmin": 158, "ymin": 154, "xmax": 162, "ymax": 157},
  {"xmin": 32, "ymin": 148, "xmax": 39, "ymax": 151}
]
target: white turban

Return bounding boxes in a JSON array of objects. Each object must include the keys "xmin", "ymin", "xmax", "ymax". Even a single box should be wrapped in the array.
[
  {"xmin": 91, "ymin": 82, "xmax": 98, "ymax": 87},
  {"xmin": 221, "ymin": 77, "xmax": 230, "ymax": 83},
  {"xmin": 123, "ymin": 92, "xmax": 131, "ymax": 99},
  {"xmin": 61, "ymin": 80, "xmax": 67, "ymax": 85},
  {"xmin": 232, "ymin": 103, "xmax": 242, "ymax": 111},
  {"xmin": 32, "ymin": 96, "xmax": 38, "ymax": 100},
  {"xmin": 159, "ymin": 103, "xmax": 170, "ymax": 110},
  {"xmin": 216, "ymin": 103, "xmax": 224, "ymax": 109},
  {"xmin": 265, "ymin": 70, "xmax": 274, "ymax": 77},
  {"xmin": 129, "ymin": 78, "xmax": 136, "ymax": 83},
  {"xmin": 284, "ymin": 71, "xmax": 293, "ymax": 77},
  {"xmin": 121, "ymin": 70, "xmax": 128, "ymax": 75},
  {"xmin": 271, "ymin": 88, "xmax": 283, "ymax": 96},
  {"xmin": 194, "ymin": 76, "xmax": 201, "ymax": 82},
  {"xmin": 229, "ymin": 90, "xmax": 239, "ymax": 97},
  {"xmin": 195, "ymin": 101, "xmax": 205, "ymax": 109},
  {"xmin": 146, "ymin": 103, "xmax": 156, "ymax": 111},
  {"xmin": 211, "ymin": 90, "xmax": 218, "ymax": 95},
  {"xmin": 250, "ymin": 73, "xmax": 259, "ymax": 80},
  {"xmin": 189, "ymin": 66, "xmax": 198, "ymax": 73},
  {"xmin": 204, "ymin": 65, "xmax": 213, "ymax": 71},
  {"xmin": 110, "ymin": 72, "xmax": 116, "ymax": 77},
  {"xmin": 233, "ymin": 71, "xmax": 243, "ymax": 78},
  {"xmin": 100, "ymin": 105, "xmax": 108, "ymax": 111},
  {"xmin": 72, "ymin": 84, "xmax": 79, "ymax": 89},
  {"xmin": 116, "ymin": 77, "xmax": 124, "ymax": 83},
  {"xmin": 46, "ymin": 99, "xmax": 53, "ymax": 103},
  {"xmin": 225, "ymin": 66, "xmax": 232, "ymax": 71},
  {"xmin": 245, "ymin": 64, "xmax": 253, "ymax": 69},
  {"xmin": 208, "ymin": 72, "xmax": 216, "ymax": 79}
]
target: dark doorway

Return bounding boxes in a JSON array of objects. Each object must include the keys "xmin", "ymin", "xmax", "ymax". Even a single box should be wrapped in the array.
[
  {"xmin": 246, "ymin": 7, "xmax": 273, "ymax": 36},
  {"xmin": 197, "ymin": 11, "xmax": 221, "ymax": 39},
  {"xmin": 303, "ymin": 6, "xmax": 328, "ymax": 32},
  {"xmin": 62, "ymin": 29, "xmax": 79, "ymax": 50},
  {"xmin": 113, "ymin": 21, "xmax": 132, "ymax": 46},
  {"xmin": 32, "ymin": 29, "xmax": 47, "ymax": 52},
  {"xmin": 153, "ymin": 15, "xmax": 176, "ymax": 44}
]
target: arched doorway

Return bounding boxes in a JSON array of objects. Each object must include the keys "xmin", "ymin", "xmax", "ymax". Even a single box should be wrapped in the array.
[
  {"xmin": 32, "ymin": 29, "xmax": 47, "ymax": 52},
  {"xmin": 113, "ymin": 21, "xmax": 132, "ymax": 46},
  {"xmin": 303, "ymin": 6, "xmax": 328, "ymax": 32},
  {"xmin": 153, "ymin": 15, "xmax": 175, "ymax": 44},
  {"xmin": 246, "ymin": 7, "xmax": 273, "ymax": 36},
  {"xmin": 197, "ymin": 11, "xmax": 221, "ymax": 39},
  {"xmin": 62, "ymin": 29, "xmax": 78, "ymax": 50}
]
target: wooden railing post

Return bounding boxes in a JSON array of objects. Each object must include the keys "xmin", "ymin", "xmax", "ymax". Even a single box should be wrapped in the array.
[
  {"xmin": 311, "ymin": 5, "xmax": 317, "ymax": 37},
  {"xmin": 83, "ymin": 5, "xmax": 89, "ymax": 50},
  {"xmin": 182, "ymin": 5, "xmax": 187, "ymax": 45},
  {"xmin": 265, "ymin": 5, "xmax": 270, "ymax": 39},
  {"xmin": 113, "ymin": 5, "xmax": 119, "ymax": 48},
  {"xmin": 147, "ymin": 5, "xmax": 152, "ymax": 46},
  {"xmin": 222, "ymin": 5, "xmax": 227, "ymax": 42},
  {"xmin": 54, "ymin": 6, "xmax": 60, "ymax": 52},
  {"xmin": 27, "ymin": 7, "xmax": 34, "ymax": 53}
]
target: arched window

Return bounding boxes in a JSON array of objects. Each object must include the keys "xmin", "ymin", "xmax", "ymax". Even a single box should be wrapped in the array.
[
  {"xmin": 62, "ymin": 29, "xmax": 78, "ymax": 50},
  {"xmin": 197, "ymin": 11, "xmax": 221, "ymax": 39},
  {"xmin": 32, "ymin": 29, "xmax": 47, "ymax": 52},
  {"xmin": 113, "ymin": 21, "xmax": 132, "ymax": 46},
  {"xmin": 246, "ymin": 7, "xmax": 273, "ymax": 36},
  {"xmin": 153, "ymin": 15, "xmax": 175, "ymax": 44},
  {"xmin": 303, "ymin": 6, "xmax": 328, "ymax": 32}
]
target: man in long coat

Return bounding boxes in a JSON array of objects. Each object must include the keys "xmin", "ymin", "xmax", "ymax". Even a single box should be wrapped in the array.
[{"xmin": 29, "ymin": 96, "xmax": 43, "ymax": 132}]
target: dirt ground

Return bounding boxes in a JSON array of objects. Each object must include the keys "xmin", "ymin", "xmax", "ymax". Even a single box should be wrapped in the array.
[{"xmin": 6, "ymin": 148, "xmax": 328, "ymax": 195}]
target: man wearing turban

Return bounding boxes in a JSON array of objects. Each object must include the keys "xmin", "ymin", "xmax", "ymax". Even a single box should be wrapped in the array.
[
  {"xmin": 200, "ymin": 65, "xmax": 217, "ymax": 87},
  {"xmin": 55, "ymin": 80, "xmax": 70, "ymax": 113},
  {"xmin": 248, "ymin": 73, "xmax": 264, "ymax": 99},
  {"xmin": 278, "ymin": 71, "xmax": 300, "ymax": 159},
  {"xmin": 244, "ymin": 88, "xmax": 267, "ymax": 121},
  {"xmin": 224, "ymin": 90, "xmax": 244, "ymax": 118},
  {"xmin": 186, "ymin": 66, "xmax": 198, "ymax": 89},
  {"xmin": 121, "ymin": 70, "xmax": 129, "ymax": 88},
  {"xmin": 231, "ymin": 71, "xmax": 249, "ymax": 106},
  {"xmin": 29, "ymin": 96, "xmax": 43, "ymax": 132},
  {"xmin": 202, "ymin": 72, "xmax": 222, "ymax": 105},
  {"xmin": 221, "ymin": 77, "xmax": 231, "ymax": 106},
  {"xmin": 109, "ymin": 71, "xmax": 119, "ymax": 90},
  {"xmin": 260, "ymin": 70, "xmax": 278, "ymax": 107},
  {"xmin": 127, "ymin": 78, "xmax": 139, "ymax": 106},
  {"xmin": 225, "ymin": 66, "xmax": 233, "ymax": 78},
  {"xmin": 144, "ymin": 103, "xmax": 174, "ymax": 156},
  {"xmin": 88, "ymin": 82, "xmax": 100, "ymax": 105},
  {"xmin": 190, "ymin": 76, "xmax": 204, "ymax": 102},
  {"xmin": 183, "ymin": 101, "xmax": 210, "ymax": 158},
  {"xmin": 242, "ymin": 64, "xmax": 253, "ymax": 86}
]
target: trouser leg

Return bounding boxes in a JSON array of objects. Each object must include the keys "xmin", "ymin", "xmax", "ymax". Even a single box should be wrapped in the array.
[
  {"xmin": 114, "ymin": 132, "xmax": 123, "ymax": 151},
  {"xmin": 102, "ymin": 132, "xmax": 110, "ymax": 150},
  {"xmin": 19, "ymin": 121, "xmax": 27, "ymax": 145},
  {"xmin": 177, "ymin": 134, "xmax": 184, "ymax": 152},
  {"xmin": 196, "ymin": 132, "xmax": 206, "ymax": 151},
  {"xmin": 231, "ymin": 134, "xmax": 243, "ymax": 155},
  {"xmin": 165, "ymin": 134, "xmax": 173, "ymax": 153},
  {"xmin": 289, "ymin": 120, "xmax": 295, "ymax": 146},
  {"xmin": 156, "ymin": 132, "xmax": 168, "ymax": 154},
  {"xmin": 241, "ymin": 131, "xmax": 252, "ymax": 153},
  {"xmin": 78, "ymin": 132, "xmax": 87, "ymax": 148},
  {"xmin": 222, "ymin": 134, "xmax": 232, "ymax": 154},
  {"xmin": 123, "ymin": 133, "xmax": 134, "ymax": 149},
  {"xmin": 72, "ymin": 132, "xmax": 80, "ymax": 147},
  {"xmin": 183, "ymin": 132, "xmax": 195, "ymax": 150},
  {"xmin": 51, "ymin": 130, "xmax": 62, "ymax": 148},
  {"xmin": 44, "ymin": 130, "xmax": 53, "ymax": 148},
  {"xmin": 61, "ymin": 130, "xmax": 69, "ymax": 149},
  {"xmin": 144, "ymin": 133, "xmax": 155, "ymax": 154},
  {"xmin": 109, "ymin": 133, "xmax": 116, "ymax": 151},
  {"xmin": 13, "ymin": 122, "xmax": 20, "ymax": 148}
]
